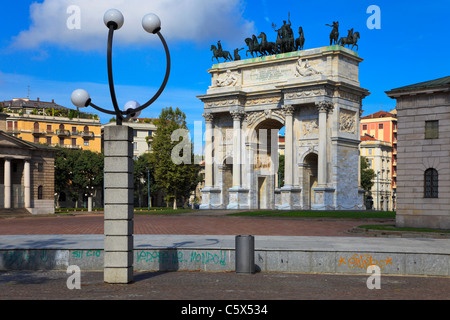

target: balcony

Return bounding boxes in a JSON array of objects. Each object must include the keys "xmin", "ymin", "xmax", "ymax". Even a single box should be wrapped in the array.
[
  {"xmin": 81, "ymin": 131, "xmax": 95, "ymax": 139},
  {"xmin": 6, "ymin": 128, "xmax": 20, "ymax": 134},
  {"xmin": 51, "ymin": 143, "xmax": 82, "ymax": 150},
  {"xmin": 32, "ymin": 129, "xmax": 47, "ymax": 135},
  {"xmin": 56, "ymin": 129, "xmax": 70, "ymax": 136}
]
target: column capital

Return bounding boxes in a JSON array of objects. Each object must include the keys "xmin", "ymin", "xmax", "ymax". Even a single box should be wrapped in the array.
[
  {"xmin": 315, "ymin": 100, "xmax": 334, "ymax": 113},
  {"xmin": 230, "ymin": 109, "xmax": 245, "ymax": 121},
  {"xmin": 202, "ymin": 112, "xmax": 214, "ymax": 123},
  {"xmin": 282, "ymin": 104, "xmax": 295, "ymax": 116}
]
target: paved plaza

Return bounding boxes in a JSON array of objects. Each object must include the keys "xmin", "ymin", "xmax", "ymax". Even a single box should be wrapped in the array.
[{"xmin": 0, "ymin": 211, "xmax": 448, "ymax": 303}]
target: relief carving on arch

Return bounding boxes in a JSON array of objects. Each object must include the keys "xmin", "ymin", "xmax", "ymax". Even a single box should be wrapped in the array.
[
  {"xmin": 302, "ymin": 118, "xmax": 319, "ymax": 136},
  {"xmin": 339, "ymin": 109, "xmax": 357, "ymax": 134}
]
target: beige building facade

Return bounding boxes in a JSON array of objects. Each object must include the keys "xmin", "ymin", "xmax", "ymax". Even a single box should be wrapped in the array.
[
  {"xmin": 386, "ymin": 76, "xmax": 450, "ymax": 229},
  {"xmin": 360, "ymin": 134, "xmax": 393, "ymax": 210}
]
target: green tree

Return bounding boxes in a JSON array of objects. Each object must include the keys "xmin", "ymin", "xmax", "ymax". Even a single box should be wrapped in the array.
[
  {"xmin": 54, "ymin": 147, "xmax": 103, "ymax": 207},
  {"xmin": 360, "ymin": 156, "xmax": 375, "ymax": 193},
  {"xmin": 278, "ymin": 154, "xmax": 285, "ymax": 187},
  {"xmin": 133, "ymin": 152, "xmax": 157, "ymax": 208},
  {"xmin": 148, "ymin": 106, "xmax": 201, "ymax": 209}
]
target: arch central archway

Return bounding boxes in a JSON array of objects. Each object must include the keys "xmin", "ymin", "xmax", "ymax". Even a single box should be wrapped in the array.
[
  {"xmin": 247, "ymin": 117, "xmax": 284, "ymax": 209},
  {"xmin": 303, "ymin": 153, "xmax": 318, "ymax": 209}
]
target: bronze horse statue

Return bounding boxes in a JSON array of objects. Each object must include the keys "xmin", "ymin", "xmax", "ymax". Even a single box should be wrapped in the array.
[
  {"xmin": 245, "ymin": 35, "xmax": 261, "ymax": 58},
  {"xmin": 257, "ymin": 32, "xmax": 277, "ymax": 56},
  {"xmin": 338, "ymin": 31, "xmax": 360, "ymax": 51},
  {"xmin": 326, "ymin": 21, "xmax": 339, "ymax": 45},
  {"xmin": 295, "ymin": 26, "xmax": 305, "ymax": 51},
  {"xmin": 210, "ymin": 45, "xmax": 233, "ymax": 63}
]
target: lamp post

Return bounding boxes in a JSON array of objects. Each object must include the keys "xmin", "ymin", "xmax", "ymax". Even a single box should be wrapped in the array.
[
  {"xmin": 147, "ymin": 167, "xmax": 150, "ymax": 210},
  {"xmin": 71, "ymin": 9, "xmax": 170, "ymax": 284},
  {"xmin": 376, "ymin": 171, "xmax": 380, "ymax": 211}
]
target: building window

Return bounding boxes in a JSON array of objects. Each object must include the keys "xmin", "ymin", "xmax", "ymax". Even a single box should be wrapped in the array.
[
  {"xmin": 46, "ymin": 137, "xmax": 52, "ymax": 144},
  {"xmin": 133, "ymin": 129, "xmax": 138, "ymax": 137},
  {"xmin": 425, "ymin": 120, "xmax": 439, "ymax": 139},
  {"xmin": 84, "ymin": 139, "xmax": 89, "ymax": 146},
  {"xmin": 38, "ymin": 186, "xmax": 43, "ymax": 200},
  {"xmin": 362, "ymin": 124, "xmax": 367, "ymax": 130},
  {"xmin": 38, "ymin": 163, "xmax": 44, "ymax": 172},
  {"xmin": 424, "ymin": 168, "xmax": 438, "ymax": 198}
]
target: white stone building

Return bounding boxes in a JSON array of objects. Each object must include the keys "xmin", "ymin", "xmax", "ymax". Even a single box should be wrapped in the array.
[
  {"xmin": 198, "ymin": 46, "xmax": 369, "ymax": 210},
  {"xmin": 103, "ymin": 119, "xmax": 156, "ymax": 159}
]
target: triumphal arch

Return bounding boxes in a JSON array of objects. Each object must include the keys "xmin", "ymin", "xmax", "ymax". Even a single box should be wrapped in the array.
[{"xmin": 198, "ymin": 45, "xmax": 369, "ymax": 210}]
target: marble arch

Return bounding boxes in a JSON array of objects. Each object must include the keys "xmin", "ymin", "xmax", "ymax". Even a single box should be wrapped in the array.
[{"xmin": 198, "ymin": 46, "xmax": 370, "ymax": 210}]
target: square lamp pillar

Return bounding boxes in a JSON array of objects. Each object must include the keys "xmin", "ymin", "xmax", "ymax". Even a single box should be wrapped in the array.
[{"xmin": 103, "ymin": 125, "xmax": 134, "ymax": 283}]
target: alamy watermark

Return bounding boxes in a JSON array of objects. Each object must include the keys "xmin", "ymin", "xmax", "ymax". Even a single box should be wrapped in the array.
[
  {"xmin": 66, "ymin": 265, "xmax": 81, "ymax": 289},
  {"xmin": 366, "ymin": 265, "xmax": 381, "ymax": 289},
  {"xmin": 67, "ymin": 5, "xmax": 81, "ymax": 30},
  {"xmin": 366, "ymin": 5, "xmax": 381, "ymax": 30},
  {"xmin": 171, "ymin": 125, "xmax": 280, "ymax": 174}
]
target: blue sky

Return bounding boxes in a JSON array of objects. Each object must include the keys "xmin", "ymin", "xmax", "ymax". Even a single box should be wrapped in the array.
[{"xmin": 0, "ymin": 0, "xmax": 449, "ymax": 132}]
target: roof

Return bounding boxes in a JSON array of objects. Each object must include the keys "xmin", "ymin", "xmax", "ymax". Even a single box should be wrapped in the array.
[
  {"xmin": 1, "ymin": 98, "xmax": 67, "ymax": 110},
  {"xmin": 387, "ymin": 75, "xmax": 450, "ymax": 94},
  {"xmin": 0, "ymin": 130, "xmax": 57, "ymax": 151},
  {"xmin": 361, "ymin": 110, "xmax": 396, "ymax": 119},
  {"xmin": 360, "ymin": 134, "xmax": 377, "ymax": 141}
]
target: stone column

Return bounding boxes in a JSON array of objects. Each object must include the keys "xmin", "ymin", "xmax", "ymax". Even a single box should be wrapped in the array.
[
  {"xmin": 203, "ymin": 113, "xmax": 214, "ymax": 188},
  {"xmin": 312, "ymin": 101, "xmax": 335, "ymax": 210},
  {"xmin": 227, "ymin": 108, "xmax": 249, "ymax": 209},
  {"xmin": 24, "ymin": 159, "xmax": 31, "ymax": 209},
  {"xmin": 230, "ymin": 109, "xmax": 244, "ymax": 188},
  {"xmin": 282, "ymin": 105, "xmax": 294, "ymax": 187},
  {"xmin": 4, "ymin": 158, "xmax": 11, "ymax": 209},
  {"xmin": 103, "ymin": 125, "xmax": 134, "ymax": 284},
  {"xmin": 278, "ymin": 105, "xmax": 301, "ymax": 210},
  {"xmin": 316, "ymin": 101, "xmax": 333, "ymax": 186}
]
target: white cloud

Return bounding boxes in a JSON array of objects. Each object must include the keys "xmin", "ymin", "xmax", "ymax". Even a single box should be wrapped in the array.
[{"xmin": 11, "ymin": 0, "xmax": 255, "ymax": 51}]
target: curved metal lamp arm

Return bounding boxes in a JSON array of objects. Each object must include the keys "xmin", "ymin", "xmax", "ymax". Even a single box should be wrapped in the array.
[
  {"xmin": 90, "ymin": 28, "xmax": 171, "ymax": 125},
  {"xmin": 88, "ymin": 100, "xmax": 116, "ymax": 115},
  {"xmin": 134, "ymin": 31, "xmax": 171, "ymax": 112},
  {"xmin": 107, "ymin": 25, "xmax": 124, "ymax": 124}
]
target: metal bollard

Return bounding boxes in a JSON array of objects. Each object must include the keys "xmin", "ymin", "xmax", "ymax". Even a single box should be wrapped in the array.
[{"xmin": 235, "ymin": 235, "xmax": 255, "ymax": 274}]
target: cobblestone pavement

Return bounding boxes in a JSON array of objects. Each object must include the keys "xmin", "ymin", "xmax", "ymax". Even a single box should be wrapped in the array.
[
  {"xmin": 0, "ymin": 212, "xmax": 394, "ymax": 237},
  {"xmin": 0, "ymin": 270, "xmax": 448, "ymax": 303},
  {"xmin": 0, "ymin": 212, "xmax": 448, "ymax": 305}
]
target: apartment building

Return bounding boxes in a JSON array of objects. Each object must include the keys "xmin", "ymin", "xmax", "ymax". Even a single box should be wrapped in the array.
[
  {"xmin": 0, "ymin": 98, "xmax": 102, "ymax": 152},
  {"xmin": 360, "ymin": 134, "xmax": 394, "ymax": 210},
  {"xmin": 360, "ymin": 110, "xmax": 398, "ymax": 209}
]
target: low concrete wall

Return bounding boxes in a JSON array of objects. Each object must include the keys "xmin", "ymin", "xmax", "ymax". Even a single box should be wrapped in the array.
[{"xmin": 1, "ymin": 248, "xmax": 448, "ymax": 277}]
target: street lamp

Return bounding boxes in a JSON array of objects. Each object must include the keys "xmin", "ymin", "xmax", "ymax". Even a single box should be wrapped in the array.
[
  {"xmin": 376, "ymin": 170, "xmax": 380, "ymax": 211},
  {"xmin": 70, "ymin": 9, "xmax": 171, "ymax": 125},
  {"xmin": 70, "ymin": 9, "xmax": 170, "ymax": 284}
]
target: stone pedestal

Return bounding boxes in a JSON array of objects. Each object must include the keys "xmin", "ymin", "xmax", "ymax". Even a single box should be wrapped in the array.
[
  {"xmin": 199, "ymin": 187, "xmax": 222, "ymax": 209},
  {"xmin": 277, "ymin": 186, "xmax": 302, "ymax": 210},
  {"xmin": 226, "ymin": 187, "xmax": 249, "ymax": 209},
  {"xmin": 103, "ymin": 125, "xmax": 134, "ymax": 284},
  {"xmin": 311, "ymin": 187, "xmax": 335, "ymax": 210}
]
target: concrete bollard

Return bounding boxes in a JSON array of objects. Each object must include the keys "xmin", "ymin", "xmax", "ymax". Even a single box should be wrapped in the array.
[{"xmin": 235, "ymin": 235, "xmax": 255, "ymax": 274}]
